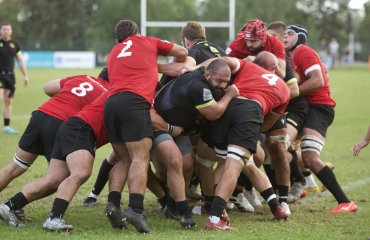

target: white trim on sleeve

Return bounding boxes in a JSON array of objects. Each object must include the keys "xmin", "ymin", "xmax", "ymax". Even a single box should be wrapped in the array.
[{"xmin": 304, "ymin": 64, "xmax": 321, "ymax": 76}]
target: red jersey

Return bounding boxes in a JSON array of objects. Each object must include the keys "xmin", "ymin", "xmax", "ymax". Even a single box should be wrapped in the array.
[
  {"xmin": 226, "ymin": 34, "xmax": 285, "ymax": 60},
  {"xmin": 76, "ymin": 93, "xmax": 108, "ymax": 149},
  {"xmin": 107, "ymin": 35, "xmax": 174, "ymax": 104},
  {"xmin": 234, "ymin": 60, "xmax": 290, "ymax": 116},
  {"xmin": 38, "ymin": 75, "xmax": 109, "ymax": 121},
  {"xmin": 290, "ymin": 44, "xmax": 335, "ymax": 106}
]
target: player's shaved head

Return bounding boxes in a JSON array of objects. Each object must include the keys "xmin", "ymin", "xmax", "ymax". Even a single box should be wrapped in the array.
[
  {"xmin": 206, "ymin": 58, "xmax": 231, "ymax": 76},
  {"xmin": 253, "ymin": 51, "xmax": 278, "ymax": 72},
  {"xmin": 115, "ymin": 20, "xmax": 139, "ymax": 43}
]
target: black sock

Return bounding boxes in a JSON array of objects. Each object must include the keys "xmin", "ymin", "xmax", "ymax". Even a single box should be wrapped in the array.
[
  {"xmin": 92, "ymin": 159, "xmax": 114, "ymax": 196},
  {"xmin": 316, "ymin": 166, "xmax": 350, "ymax": 203},
  {"xmin": 159, "ymin": 181, "xmax": 169, "ymax": 196},
  {"xmin": 289, "ymin": 151, "xmax": 305, "ymax": 183},
  {"xmin": 50, "ymin": 198, "xmax": 69, "ymax": 219},
  {"xmin": 4, "ymin": 192, "xmax": 29, "ymax": 211},
  {"xmin": 108, "ymin": 191, "xmax": 121, "ymax": 209},
  {"xmin": 238, "ymin": 173, "xmax": 253, "ymax": 191},
  {"xmin": 158, "ymin": 195, "xmax": 168, "ymax": 209},
  {"xmin": 276, "ymin": 185, "xmax": 289, "ymax": 203},
  {"xmin": 260, "ymin": 188, "xmax": 278, "ymax": 213},
  {"xmin": 263, "ymin": 164, "xmax": 276, "ymax": 189},
  {"xmin": 302, "ymin": 170, "xmax": 312, "ymax": 177},
  {"xmin": 209, "ymin": 196, "xmax": 226, "ymax": 218},
  {"xmin": 129, "ymin": 193, "xmax": 144, "ymax": 214},
  {"xmin": 4, "ymin": 118, "xmax": 10, "ymax": 127},
  {"xmin": 231, "ymin": 188, "xmax": 242, "ymax": 197},
  {"xmin": 175, "ymin": 200, "xmax": 190, "ymax": 216},
  {"xmin": 204, "ymin": 195, "xmax": 214, "ymax": 211}
]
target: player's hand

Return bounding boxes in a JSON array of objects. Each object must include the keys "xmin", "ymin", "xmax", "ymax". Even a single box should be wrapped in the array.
[
  {"xmin": 23, "ymin": 76, "xmax": 29, "ymax": 87},
  {"xmin": 243, "ymin": 56, "xmax": 255, "ymax": 62},
  {"xmin": 352, "ymin": 140, "xmax": 369, "ymax": 157},
  {"xmin": 225, "ymin": 84, "xmax": 239, "ymax": 98},
  {"xmin": 171, "ymin": 126, "xmax": 184, "ymax": 137}
]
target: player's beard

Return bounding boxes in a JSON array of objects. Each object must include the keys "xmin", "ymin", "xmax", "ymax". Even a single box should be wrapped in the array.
[{"xmin": 247, "ymin": 45, "xmax": 263, "ymax": 53}]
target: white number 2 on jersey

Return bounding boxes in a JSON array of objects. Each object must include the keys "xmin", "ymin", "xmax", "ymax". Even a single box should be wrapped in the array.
[
  {"xmin": 71, "ymin": 82, "xmax": 94, "ymax": 97},
  {"xmin": 117, "ymin": 40, "xmax": 133, "ymax": 58},
  {"xmin": 262, "ymin": 73, "xmax": 279, "ymax": 86}
]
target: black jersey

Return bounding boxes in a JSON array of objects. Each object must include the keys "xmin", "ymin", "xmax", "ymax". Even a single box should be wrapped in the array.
[
  {"xmin": 157, "ymin": 41, "xmax": 226, "ymax": 90},
  {"xmin": 154, "ymin": 68, "xmax": 214, "ymax": 130},
  {"xmin": 0, "ymin": 39, "xmax": 21, "ymax": 71}
]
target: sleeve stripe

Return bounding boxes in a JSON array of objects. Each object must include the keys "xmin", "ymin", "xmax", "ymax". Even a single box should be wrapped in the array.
[
  {"xmin": 195, "ymin": 99, "xmax": 215, "ymax": 109},
  {"xmin": 304, "ymin": 64, "xmax": 321, "ymax": 76},
  {"xmin": 286, "ymin": 78, "xmax": 297, "ymax": 85}
]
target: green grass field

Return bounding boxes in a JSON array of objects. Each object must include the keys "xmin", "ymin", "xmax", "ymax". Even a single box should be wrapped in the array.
[{"xmin": 0, "ymin": 67, "xmax": 369, "ymax": 240}]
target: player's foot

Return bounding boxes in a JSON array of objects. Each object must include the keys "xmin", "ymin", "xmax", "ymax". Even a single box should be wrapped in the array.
[
  {"xmin": 191, "ymin": 205, "xmax": 208, "ymax": 215},
  {"xmin": 229, "ymin": 193, "xmax": 254, "ymax": 212},
  {"xmin": 328, "ymin": 201, "xmax": 358, "ymax": 214},
  {"xmin": 105, "ymin": 202, "xmax": 126, "ymax": 229},
  {"xmin": 288, "ymin": 182, "xmax": 307, "ymax": 203},
  {"xmin": 82, "ymin": 196, "xmax": 97, "ymax": 207},
  {"xmin": 179, "ymin": 213, "xmax": 197, "ymax": 228},
  {"xmin": 123, "ymin": 207, "xmax": 150, "ymax": 234},
  {"xmin": 307, "ymin": 186, "xmax": 320, "ymax": 193},
  {"xmin": 225, "ymin": 201, "xmax": 234, "ymax": 210},
  {"xmin": 3, "ymin": 126, "xmax": 17, "ymax": 134},
  {"xmin": 243, "ymin": 188, "xmax": 262, "ymax": 208},
  {"xmin": 162, "ymin": 204, "xmax": 179, "ymax": 219},
  {"xmin": 42, "ymin": 217, "xmax": 73, "ymax": 231},
  {"xmin": 14, "ymin": 209, "xmax": 31, "ymax": 222},
  {"xmin": 280, "ymin": 202, "xmax": 291, "ymax": 216},
  {"xmin": 205, "ymin": 218, "xmax": 236, "ymax": 231},
  {"xmin": 273, "ymin": 204, "xmax": 289, "ymax": 220},
  {"xmin": 186, "ymin": 185, "xmax": 204, "ymax": 201},
  {"xmin": 0, "ymin": 204, "xmax": 24, "ymax": 227}
]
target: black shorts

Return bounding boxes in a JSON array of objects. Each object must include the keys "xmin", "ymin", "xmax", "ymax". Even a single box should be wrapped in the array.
[
  {"xmin": 212, "ymin": 99, "xmax": 263, "ymax": 154},
  {"xmin": 285, "ymin": 96, "xmax": 308, "ymax": 133},
  {"xmin": 200, "ymin": 118, "xmax": 213, "ymax": 147},
  {"xmin": 267, "ymin": 115, "xmax": 287, "ymax": 132},
  {"xmin": 104, "ymin": 92, "xmax": 153, "ymax": 143},
  {"xmin": 153, "ymin": 131, "xmax": 192, "ymax": 155},
  {"xmin": 51, "ymin": 117, "xmax": 96, "ymax": 161},
  {"xmin": 304, "ymin": 104, "xmax": 335, "ymax": 137},
  {"xmin": 0, "ymin": 70, "xmax": 16, "ymax": 97},
  {"xmin": 18, "ymin": 111, "xmax": 63, "ymax": 161}
]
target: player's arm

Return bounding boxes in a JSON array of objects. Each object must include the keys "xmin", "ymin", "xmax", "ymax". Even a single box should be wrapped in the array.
[
  {"xmin": 299, "ymin": 66, "xmax": 324, "ymax": 96},
  {"xmin": 287, "ymin": 78, "xmax": 299, "ymax": 99},
  {"xmin": 150, "ymin": 109, "xmax": 183, "ymax": 137},
  {"xmin": 198, "ymin": 85, "xmax": 239, "ymax": 121},
  {"xmin": 158, "ymin": 56, "xmax": 196, "ymax": 77},
  {"xmin": 15, "ymin": 52, "xmax": 29, "ymax": 87},
  {"xmin": 260, "ymin": 111, "xmax": 282, "ymax": 133},
  {"xmin": 43, "ymin": 79, "xmax": 62, "ymax": 97},
  {"xmin": 276, "ymin": 58, "xmax": 286, "ymax": 79},
  {"xmin": 168, "ymin": 44, "xmax": 188, "ymax": 63}
]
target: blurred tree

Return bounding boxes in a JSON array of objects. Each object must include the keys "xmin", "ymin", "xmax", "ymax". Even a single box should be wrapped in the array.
[{"xmin": 356, "ymin": 3, "xmax": 370, "ymax": 61}]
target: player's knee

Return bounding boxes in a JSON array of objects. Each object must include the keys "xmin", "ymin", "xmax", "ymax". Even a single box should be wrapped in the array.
[
  {"xmin": 227, "ymin": 146, "xmax": 253, "ymax": 167},
  {"xmin": 269, "ymin": 135, "xmax": 290, "ymax": 150},
  {"xmin": 13, "ymin": 154, "xmax": 33, "ymax": 171},
  {"xmin": 301, "ymin": 135, "xmax": 325, "ymax": 155}
]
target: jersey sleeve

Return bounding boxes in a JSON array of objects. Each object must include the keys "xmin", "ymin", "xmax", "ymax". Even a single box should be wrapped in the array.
[
  {"xmin": 188, "ymin": 80, "xmax": 215, "ymax": 110},
  {"xmin": 59, "ymin": 75, "xmax": 78, "ymax": 88},
  {"xmin": 297, "ymin": 48, "xmax": 321, "ymax": 77},
  {"xmin": 149, "ymin": 37, "xmax": 175, "ymax": 56}
]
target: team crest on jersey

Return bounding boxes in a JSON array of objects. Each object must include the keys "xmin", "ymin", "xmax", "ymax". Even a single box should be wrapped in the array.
[
  {"xmin": 203, "ymin": 88, "xmax": 213, "ymax": 101},
  {"xmin": 9, "ymin": 43, "xmax": 15, "ymax": 48}
]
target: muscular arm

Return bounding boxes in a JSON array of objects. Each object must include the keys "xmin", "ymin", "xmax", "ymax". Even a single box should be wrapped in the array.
[
  {"xmin": 276, "ymin": 58, "xmax": 286, "ymax": 79},
  {"xmin": 167, "ymin": 44, "xmax": 188, "ymax": 63},
  {"xmin": 150, "ymin": 109, "xmax": 183, "ymax": 137},
  {"xmin": 15, "ymin": 52, "xmax": 29, "ymax": 86},
  {"xmin": 287, "ymin": 79, "xmax": 299, "ymax": 99},
  {"xmin": 198, "ymin": 85, "xmax": 239, "ymax": 121},
  {"xmin": 43, "ymin": 79, "xmax": 62, "ymax": 97},
  {"xmin": 158, "ymin": 56, "xmax": 196, "ymax": 77},
  {"xmin": 299, "ymin": 69, "xmax": 324, "ymax": 96}
]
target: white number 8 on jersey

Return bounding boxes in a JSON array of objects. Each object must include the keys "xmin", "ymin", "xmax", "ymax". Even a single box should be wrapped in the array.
[{"xmin": 71, "ymin": 82, "xmax": 94, "ymax": 97}]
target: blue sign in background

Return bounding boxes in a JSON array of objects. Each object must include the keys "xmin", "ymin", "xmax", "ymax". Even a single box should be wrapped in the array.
[{"xmin": 21, "ymin": 51, "xmax": 54, "ymax": 68}]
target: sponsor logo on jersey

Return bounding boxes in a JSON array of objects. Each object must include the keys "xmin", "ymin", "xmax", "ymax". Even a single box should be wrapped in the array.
[{"xmin": 203, "ymin": 88, "xmax": 213, "ymax": 101}]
